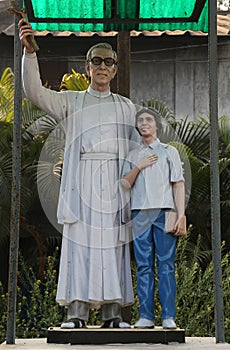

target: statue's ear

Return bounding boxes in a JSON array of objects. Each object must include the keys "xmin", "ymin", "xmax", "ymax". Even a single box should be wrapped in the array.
[
  {"xmin": 112, "ymin": 64, "xmax": 118, "ymax": 78},
  {"xmin": 85, "ymin": 63, "xmax": 90, "ymax": 74}
]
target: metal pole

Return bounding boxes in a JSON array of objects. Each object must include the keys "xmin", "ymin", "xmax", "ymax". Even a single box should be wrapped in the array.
[
  {"xmin": 117, "ymin": 31, "xmax": 131, "ymax": 323},
  {"xmin": 6, "ymin": 1, "xmax": 22, "ymax": 344},
  {"xmin": 208, "ymin": 0, "xmax": 225, "ymax": 343},
  {"xmin": 117, "ymin": 31, "xmax": 130, "ymax": 98}
]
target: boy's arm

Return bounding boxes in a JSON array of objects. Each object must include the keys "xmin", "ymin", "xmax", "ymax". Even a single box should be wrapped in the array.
[
  {"xmin": 172, "ymin": 181, "xmax": 187, "ymax": 236},
  {"xmin": 121, "ymin": 155, "xmax": 157, "ymax": 189},
  {"xmin": 121, "ymin": 165, "xmax": 140, "ymax": 189}
]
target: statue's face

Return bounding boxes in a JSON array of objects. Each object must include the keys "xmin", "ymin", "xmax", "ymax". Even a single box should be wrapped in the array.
[
  {"xmin": 136, "ymin": 113, "xmax": 158, "ymax": 138},
  {"xmin": 85, "ymin": 48, "xmax": 117, "ymax": 91}
]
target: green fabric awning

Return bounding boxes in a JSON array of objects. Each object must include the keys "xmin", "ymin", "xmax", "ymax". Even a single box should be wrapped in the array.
[{"xmin": 24, "ymin": 0, "xmax": 208, "ymax": 32}]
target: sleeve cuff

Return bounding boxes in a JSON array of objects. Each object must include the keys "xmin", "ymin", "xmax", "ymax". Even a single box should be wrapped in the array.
[{"xmin": 23, "ymin": 49, "xmax": 36, "ymax": 58}]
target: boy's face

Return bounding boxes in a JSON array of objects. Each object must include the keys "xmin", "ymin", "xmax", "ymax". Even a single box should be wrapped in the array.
[{"xmin": 136, "ymin": 113, "xmax": 157, "ymax": 138}]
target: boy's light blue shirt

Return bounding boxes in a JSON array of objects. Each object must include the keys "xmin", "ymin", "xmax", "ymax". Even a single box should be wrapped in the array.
[{"xmin": 122, "ymin": 139, "xmax": 184, "ymax": 210}]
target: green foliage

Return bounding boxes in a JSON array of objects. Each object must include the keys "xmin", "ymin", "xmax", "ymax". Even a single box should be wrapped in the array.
[
  {"xmin": 175, "ymin": 234, "xmax": 214, "ymax": 334},
  {"xmin": 0, "ymin": 67, "xmax": 62, "ymax": 277},
  {"xmin": 175, "ymin": 235, "xmax": 230, "ymax": 342},
  {"xmin": 0, "ymin": 281, "xmax": 7, "ymax": 341},
  {"xmin": 0, "ymin": 248, "xmax": 65, "ymax": 343},
  {"xmin": 60, "ymin": 69, "xmax": 89, "ymax": 91},
  {"xmin": 0, "ymin": 68, "xmax": 14, "ymax": 122}
]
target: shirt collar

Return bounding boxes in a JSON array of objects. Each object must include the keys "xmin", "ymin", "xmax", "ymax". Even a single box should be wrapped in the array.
[
  {"xmin": 87, "ymin": 86, "xmax": 111, "ymax": 98},
  {"xmin": 142, "ymin": 138, "xmax": 160, "ymax": 149}
]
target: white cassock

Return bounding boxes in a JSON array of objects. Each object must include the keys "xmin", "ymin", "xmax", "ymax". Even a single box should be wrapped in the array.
[
  {"xmin": 56, "ymin": 88, "xmax": 135, "ymax": 308},
  {"xmin": 22, "ymin": 53, "xmax": 137, "ymax": 309}
]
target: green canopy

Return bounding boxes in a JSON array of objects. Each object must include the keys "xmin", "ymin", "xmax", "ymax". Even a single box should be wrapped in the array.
[{"xmin": 24, "ymin": 0, "xmax": 208, "ymax": 32}]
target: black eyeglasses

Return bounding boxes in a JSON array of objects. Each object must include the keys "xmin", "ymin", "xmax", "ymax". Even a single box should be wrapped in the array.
[{"xmin": 88, "ymin": 56, "xmax": 117, "ymax": 67}]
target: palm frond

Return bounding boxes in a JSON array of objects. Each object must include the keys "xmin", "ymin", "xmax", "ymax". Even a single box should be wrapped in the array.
[
  {"xmin": 22, "ymin": 99, "xmax": 55, "ymax": 141},
  {"xmin": 221, "ymin": 199, "xmax": 230, "ymax": 208},
  {"xmin": 0, "ymin": 207, "xmax": 11, "ymax": 245},
  {"xmin": 184, "ymin": 240, "xmax": 212, "ymax": 266},
  {"xmin": 35, "ymin": 160, "xmax": 61, "ymax": 203},
  {"xmin": 176, "ymin": 233, "xmax": 212, "ymax": 267},
  {"xmin": 175, "ymin": 117, "xmax": 210, "ymax": 158},
  {"xmin": 0, "ymin": 152, "xmax": 12, "ymax": 205},
  {"xmin": 40, "ymin": 134, "xmax": 65, "ymax": 161},
  {"xmin": 218, "ymin": 115, "xmax": 230, "ymax": 150},
  {"xmin": 0, "ymin": 68, "xmax": 14, "ymax": 122},
  {"xmin": 219, "ymin": 157, "xmax": 230, "ymax": 174},
  {"xmin": 142, "ymin": 98, "xmax": 176, "ymax": 126},
  {"xmin": 0, "ymin": 121, "xmax": 13, "ymax": 152},
  {"xmin": 22, "ymin": 98, "xmax": 47, "ymax": 127},
  {"xmin": 60, "ymin": 70, "xmax": 89, "ymax": 91},
  {"xmin": 189, "ymin": 161, "xmax": 211, "ymax": 205}
]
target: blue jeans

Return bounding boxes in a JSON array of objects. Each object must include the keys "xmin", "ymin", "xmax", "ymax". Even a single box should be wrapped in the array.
[{"xmin": 132, "ymin": 209, "xmax": 177, "ymax": 321}]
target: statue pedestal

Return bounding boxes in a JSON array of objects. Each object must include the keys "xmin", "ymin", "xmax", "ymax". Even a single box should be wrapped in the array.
[{"xmin": 47, "ymin": 326, "xmax": 185, "ymax": 345}]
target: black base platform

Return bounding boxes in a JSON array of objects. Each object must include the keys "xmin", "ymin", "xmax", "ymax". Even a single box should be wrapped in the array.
[{"xmin": 47, "ymin": 326, "xmax": 185, "ymax": 345}]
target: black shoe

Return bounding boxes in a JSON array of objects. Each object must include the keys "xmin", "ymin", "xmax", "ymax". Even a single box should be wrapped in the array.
[
  {"xmin": 61, "ymin": 318, "xmax": 87, "ymax": 329},
  {"xmin": 101, "ymin": 318, "xmax": 130, "ymax": 328}
]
